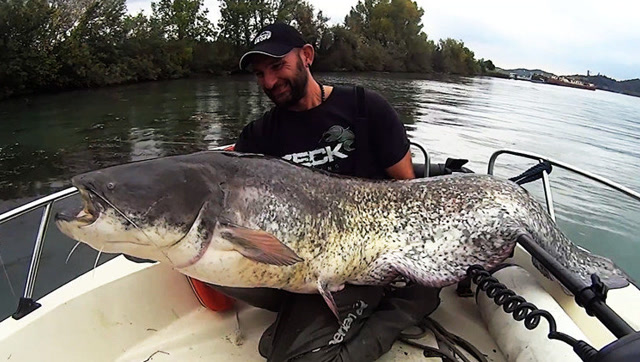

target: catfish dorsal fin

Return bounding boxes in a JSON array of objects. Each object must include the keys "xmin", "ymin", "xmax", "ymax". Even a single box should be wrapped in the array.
[{"xmin": 218, "ymin": 222, "xmax": 304, "ymax": 266}]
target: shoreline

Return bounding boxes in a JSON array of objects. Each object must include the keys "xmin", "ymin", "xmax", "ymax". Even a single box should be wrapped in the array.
[
  {"xmin": 2, "ymin": 71, "xmax": 638, "ymax": 103},
  {"xmin": 0, "ymin": 70, "xmax": 493, "ymax": 102}
]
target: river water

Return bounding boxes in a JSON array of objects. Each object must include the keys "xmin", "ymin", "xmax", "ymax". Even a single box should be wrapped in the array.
[{"xmin": 1, "ymin": 73, "xmax": 639, "ymax": 321}]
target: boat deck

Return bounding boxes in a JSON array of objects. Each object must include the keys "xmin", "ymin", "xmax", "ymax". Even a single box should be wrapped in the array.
[
  {"xmin": 3, "ymin": 249, "xmax": 618, "ymax": 362},
  {"xmin": 1, "ymin": 256, "xmax": 503, "ymax": 361}
]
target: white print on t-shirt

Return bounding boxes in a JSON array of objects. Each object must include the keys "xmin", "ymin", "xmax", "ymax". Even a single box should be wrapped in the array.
[
  {"xmin": 282, "ymin": 125, "xmax": 355, "ymax": 168},
  {"xmin": 282, "ymin": 143, "xmax": 348, "ymax": 167},
  {"xmin": 327, "ymin": 300, "xmax": 369, "ymax": 345}
]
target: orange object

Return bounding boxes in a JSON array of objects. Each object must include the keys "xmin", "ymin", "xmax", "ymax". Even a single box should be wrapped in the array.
[{"xmin": 188, "ymin": 277, "xmax": 235, "ymax": 312}]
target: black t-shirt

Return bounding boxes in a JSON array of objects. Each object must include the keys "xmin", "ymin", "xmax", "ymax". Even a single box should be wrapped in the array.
[{"xmin": 234, "ymin": 85, "xmax": 410, "ymax": 179}]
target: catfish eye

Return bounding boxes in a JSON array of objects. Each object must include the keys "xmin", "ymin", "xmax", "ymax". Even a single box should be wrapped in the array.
[{"xmin": 107, "ymin": 182, "xmax": 115, "ymax": 190}]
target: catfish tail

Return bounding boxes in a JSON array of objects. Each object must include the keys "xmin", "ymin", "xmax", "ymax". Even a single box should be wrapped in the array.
[{"xmin": 521, "ymin": 192, "xmax": 631, "ymax": 290}]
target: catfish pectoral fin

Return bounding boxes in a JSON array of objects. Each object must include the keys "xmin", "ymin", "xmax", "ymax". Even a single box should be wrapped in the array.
[{"xmin": 219, "ymin": 223, "xmax": 304, "ymax": 266}]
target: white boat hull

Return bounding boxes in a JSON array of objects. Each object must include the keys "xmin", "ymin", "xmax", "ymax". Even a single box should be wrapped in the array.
[{"xmin": 1, "ymin": 244, "xmax": 638, "ymax": 361}]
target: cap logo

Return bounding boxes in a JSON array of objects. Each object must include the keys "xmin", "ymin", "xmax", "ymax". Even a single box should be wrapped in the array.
[{"xmin": 254, "ymin": 31, "xmax": 272, "ymax": 44}]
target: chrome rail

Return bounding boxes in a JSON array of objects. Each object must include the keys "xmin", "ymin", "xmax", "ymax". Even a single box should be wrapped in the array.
[
  {"xmin": 540, "ymin": 162, "xmax": 556, "ymax": 221},
  {"xmin": 488, "ymin": 149, "xmax": 640, "ymax": 220},
  {"xmin": 0, "ymin": 187, "xmax": 78, "ymax": 224},
  {"xmin": 410, "ymin": 142, "xmax": 431, "ymax": 178},
  {"xmin": 0, "ymin": 187, "xmax": 78, "ymax": 318}
]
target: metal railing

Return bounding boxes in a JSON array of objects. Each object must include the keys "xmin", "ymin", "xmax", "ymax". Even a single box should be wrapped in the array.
[
  {"xmin": 410, "ymin": 142, "xmax": 431, "ymax": 178},
  {"xmin": 488, "ymin": 149, "xmax": 640, "ymax": 221},
  {"xmin": 0, "ymin": 187, "xmax": 79, "ymax": 318}
]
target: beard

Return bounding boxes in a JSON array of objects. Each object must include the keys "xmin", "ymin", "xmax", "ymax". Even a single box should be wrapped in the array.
[{"xmin": 264, "ymin": 57, "xmax": 309, "ymax": 108}]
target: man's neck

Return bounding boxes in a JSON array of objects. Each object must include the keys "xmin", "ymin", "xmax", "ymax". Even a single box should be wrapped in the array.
[{"xmin": 287, "ymin": 78, "xmax": 324, "ymax": 112}]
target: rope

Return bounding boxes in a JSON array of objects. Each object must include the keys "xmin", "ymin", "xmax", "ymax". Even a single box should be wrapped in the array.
[{"xmin": 399, "ymin": 317, "xmax": 488, "ymax": 362}]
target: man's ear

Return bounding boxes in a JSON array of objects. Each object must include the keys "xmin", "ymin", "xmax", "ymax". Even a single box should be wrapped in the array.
[{"xmin": 300, "ymin": 44, "xmax": 315, "ymax": 67}]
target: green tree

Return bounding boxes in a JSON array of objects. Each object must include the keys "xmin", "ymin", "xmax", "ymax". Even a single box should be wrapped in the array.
[
  {"xmin": 217, "ymin": 0, "xmax": 274, "ymax": 47},
  {"xmin": 56, "ymin": 0, "xmax": 129, "ymax": 86},
  {"xmin": 0, "ymin": 0, "xmax": 58, "ymax": 97},
  {"xmin": 477, "ymin": 58, "xmax": 496, "ymax": 74},
  {"xmin": 484, "ymin": 59, "xmax": 495, "ymax": 71},
  {"xmin": 343, "ymin": 0, "xmax": 433, "ymax": 72},
  {"xmin": 0, "ymin": 0, "xmax": 490, "ymax": 99},
  {"xmin": 315, "ymin": 25, "xmax": 363, "ymax": 71},
  {"xmin": 216, "ymin": 0, "xmax": 328, "ymax": 70},
  {"xmin": 278, "ymin": 0, "xmax": 328, "ymax": 47},
  {"xmin": 434, "ymin": 38, "xmax": 480, "ymax": 75},
  {"xmin": 120, "ymin": 13, "xmax": 168, "ymax": 80},
  {"xmin": 151, "ymin": 0, "xmax": 215, "ymax": 41}
]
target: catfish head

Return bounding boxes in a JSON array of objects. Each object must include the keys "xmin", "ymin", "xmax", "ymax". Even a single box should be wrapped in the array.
[{"xmin": 55, "ymin": 152, "xmax": 237, "ymax": 263}]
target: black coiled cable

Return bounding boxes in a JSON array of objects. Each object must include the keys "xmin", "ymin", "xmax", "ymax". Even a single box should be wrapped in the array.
[{"xmin": 467, "ymin": 265, "xmax": 599, "ymax": 362}]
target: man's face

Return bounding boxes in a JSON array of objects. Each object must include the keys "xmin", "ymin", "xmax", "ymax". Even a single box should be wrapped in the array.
[{"xmin": 250, "ymin": 49, "xmax": 308, "ymax": 108}]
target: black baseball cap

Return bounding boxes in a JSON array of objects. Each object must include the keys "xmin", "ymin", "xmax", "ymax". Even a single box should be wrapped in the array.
[{"xmin": 239, "ymin": 23, "xmax": 307, "ymax": 71}]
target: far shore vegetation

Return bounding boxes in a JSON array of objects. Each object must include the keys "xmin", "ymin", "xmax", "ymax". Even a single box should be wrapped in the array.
[{"xmin": 0, "ymin": 0, "xmax": 498, "ymax": 100}]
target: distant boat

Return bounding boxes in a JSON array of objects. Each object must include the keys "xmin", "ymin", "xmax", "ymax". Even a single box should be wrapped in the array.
[
  {"xmin": 546, "ymin": 76, "xmax": 596, "ymax": 91},
  {"xmin": 510, "ymin": 73, "xmax": 532, "ymax": 81}
]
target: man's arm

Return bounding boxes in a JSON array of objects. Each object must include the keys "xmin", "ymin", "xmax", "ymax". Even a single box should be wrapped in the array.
[
  {"xmin": 365, "ymin": 89, "xmax": 414, "ymax": 179},
  {"xmin": 386, "ymin": 150, "xmax": 415, "ymax": 180}
]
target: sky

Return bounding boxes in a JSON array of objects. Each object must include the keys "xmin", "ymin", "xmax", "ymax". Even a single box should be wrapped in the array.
[{"xmin": 125, "ymin": 0, "xmax": 640, "ymax": 80}]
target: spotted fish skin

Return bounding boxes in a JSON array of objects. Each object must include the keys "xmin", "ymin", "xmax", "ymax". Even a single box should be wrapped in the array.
[
  {"xmin": 55, "ymin": 151, "xmax": 630, "ymax": 298},
  {"xmin": 216, "ymin": 156, "xmax": 628, "ymax": 292}
]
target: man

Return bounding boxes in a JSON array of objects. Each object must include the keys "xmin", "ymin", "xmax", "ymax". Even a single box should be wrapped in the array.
[
  {"xmin": 235, "ymin": 22, "xmax": 413, "ymax": 180},
  {"xmin": 210, "ymin": 23, "xmax": 440, "ymax": 361}
]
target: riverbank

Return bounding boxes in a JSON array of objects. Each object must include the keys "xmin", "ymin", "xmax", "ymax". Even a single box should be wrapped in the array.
[{"xmin": 0, "ymin": 69, "xmax": 497, "ymax": 102}]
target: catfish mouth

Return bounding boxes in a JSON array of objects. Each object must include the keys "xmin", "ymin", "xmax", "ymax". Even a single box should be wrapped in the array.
[{"xmin": 56, "ymin": 186, "xmax": 101, "ymax": 226}]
